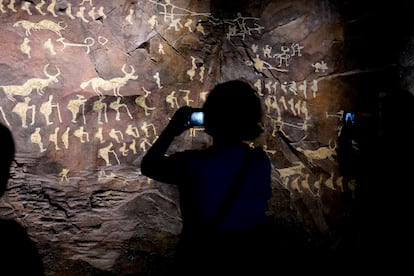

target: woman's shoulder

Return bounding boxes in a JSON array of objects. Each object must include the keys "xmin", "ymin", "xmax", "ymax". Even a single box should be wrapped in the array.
[
  {"xmin": 249, "ymin": 144, "xmax": 268, "ymax": 157},
  {"xmin": 0, "ymin": 219, "xmax": 27, "ymax": 234},
  {"xmin": 0, "ymin": 219, "xmax": 37, "ymax": 251},
  {"xmin": 248, "ymin": 145, "xmax": 271, "ymax": 167},
  {"xmin": 173, "ymin": 143, "xmax": 268, "ymax": 161}
]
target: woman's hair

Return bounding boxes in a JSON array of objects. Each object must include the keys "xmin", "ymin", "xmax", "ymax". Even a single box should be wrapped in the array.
[
  {"xmin": 0, "ymin": 123, "xmax": 15, "ymax": 196},
  {"xmin": 202, "ymin": 79, "xmax": 264, "ymax": 142}
]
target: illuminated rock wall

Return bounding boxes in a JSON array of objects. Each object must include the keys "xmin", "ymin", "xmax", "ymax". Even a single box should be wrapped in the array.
[{"xmin": 0, "ymin": 0, "xmax": 410, "ymax": 274}]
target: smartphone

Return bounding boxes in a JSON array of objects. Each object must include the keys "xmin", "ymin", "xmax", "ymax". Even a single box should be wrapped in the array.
[
  {"xmin": 344, "ymin": 112, "xmax": 355, "ymax": 125},
  {"xmin": 187, "ymin": 108, "xmax": 204, "ymax": 127}
]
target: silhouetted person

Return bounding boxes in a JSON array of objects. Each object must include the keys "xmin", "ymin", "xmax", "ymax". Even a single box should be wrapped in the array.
[
  {"xmin": 336, "ymin": 89, "xmax": 414, "ymax": 272},
  {"xmin": 141, "ymin": 80, "xmax": 272, "ymax": 275},
  {"xmin": 0, "ymin": 123, "xmax": 45, "ymax": 276}
]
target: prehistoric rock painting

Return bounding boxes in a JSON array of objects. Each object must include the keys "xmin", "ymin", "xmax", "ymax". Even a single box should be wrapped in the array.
[
  {"xmin": 0, "ymin": 0, "xmax": 357, "ymax": 274},
  {"xmin": 80, "ymin": 64, "xmax": 138, "ymax": 97},
  {"xmin": 1, "ymin": 63, "xmax": 61, "ymax": 101},
  {"xmin": 0, "ymin": 0, "xmax": 346, "ymax": 204}
]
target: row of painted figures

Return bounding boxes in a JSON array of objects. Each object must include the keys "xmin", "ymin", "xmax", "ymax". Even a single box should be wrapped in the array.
[{"xmin": 1, "ymin": 79, "xmax": 412, "ymax": 274}]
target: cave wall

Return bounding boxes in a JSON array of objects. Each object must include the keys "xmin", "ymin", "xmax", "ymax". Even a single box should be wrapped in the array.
[{"xmin": 0, "ymin": 0, "xmax": 411, "ymax": 275}]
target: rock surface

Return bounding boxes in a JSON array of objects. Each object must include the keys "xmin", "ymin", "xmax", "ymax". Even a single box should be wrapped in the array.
[{"xmin": 0, "ymin": 0, "xmax": 412, "ymax": 274}]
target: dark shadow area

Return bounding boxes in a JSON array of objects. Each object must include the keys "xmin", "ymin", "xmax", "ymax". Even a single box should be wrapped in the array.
[{"xmin": 0, "ymin": 123, "xmax": 45, "ymax": 275}]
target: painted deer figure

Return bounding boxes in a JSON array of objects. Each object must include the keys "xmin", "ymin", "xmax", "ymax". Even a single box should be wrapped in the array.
[
  {"xmin": 24, "ymin": 64, "xmax": 61, "ymax": 95},
  {"xmin": 1, "ymin": 64, "xmax": 60, "ymax": 101},
  {"xmin": 80, "ymin": 64, "xmax": 138, "ymax": 97}
]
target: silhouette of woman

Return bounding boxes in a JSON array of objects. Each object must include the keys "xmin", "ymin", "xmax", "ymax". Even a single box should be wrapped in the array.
[{"xmin": 141, "ymin": 80, "xmax": 272, "ymax": 275}]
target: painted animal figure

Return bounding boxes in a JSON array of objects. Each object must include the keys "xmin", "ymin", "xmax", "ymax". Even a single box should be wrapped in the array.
[
  {"xmin": 80, "ymin": 64, "xmax": 138, "ymax": 97},
  {"xmin": 0, "ymin": 64, "xmax": 60, "ymax": 101},
  {"xmin": 13, "ymin": 19, "xmax": 67, "ymax": 36}
]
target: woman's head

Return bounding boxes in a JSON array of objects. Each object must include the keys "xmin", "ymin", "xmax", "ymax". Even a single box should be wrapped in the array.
[{"xmin": 202, "ymin": 80, "xmax": 264, "ymax": 142}]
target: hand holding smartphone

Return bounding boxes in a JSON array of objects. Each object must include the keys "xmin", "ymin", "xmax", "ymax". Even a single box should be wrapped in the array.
[
  {"xmin": 187, "ymin": 108, "xmax": 204, "ymax": 127},
  {"xmin": 344, "ymin": 112, "xmax": 355, "ymax": 126}
]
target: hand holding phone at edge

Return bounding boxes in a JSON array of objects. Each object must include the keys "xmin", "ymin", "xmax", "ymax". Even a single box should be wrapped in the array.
[{"xmin": 164, "ymin": 106, "xmax": 194, "ymax": 137}]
